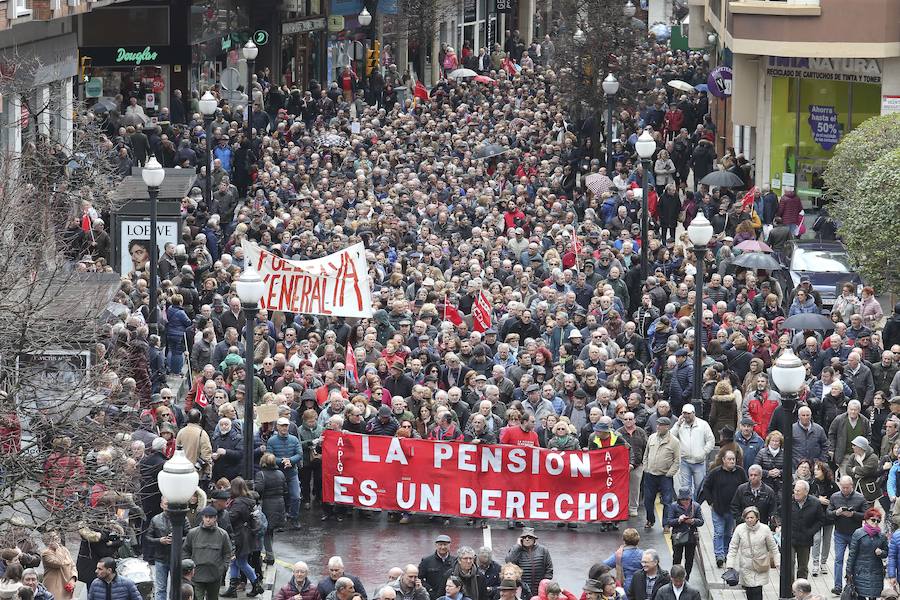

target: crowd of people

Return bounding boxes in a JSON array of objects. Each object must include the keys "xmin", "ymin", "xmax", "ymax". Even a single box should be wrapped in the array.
[{"xmin": 4, "ymin": 16, "xmax": 900, "ymax": 600}]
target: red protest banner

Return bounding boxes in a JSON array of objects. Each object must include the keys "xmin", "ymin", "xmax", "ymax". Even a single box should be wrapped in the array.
[
  {"xmin": 321, "ymin": 431, "xmax": 629, "ymax": 522},
  {"xmin": 472, "ymin": 291, "xmax": 492, "ymax": 333}
]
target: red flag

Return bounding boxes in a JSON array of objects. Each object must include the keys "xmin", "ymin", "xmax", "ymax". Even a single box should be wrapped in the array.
[
  {"xmin": 193, "ymin": 384, "xmax": 207, "ymax": 408},
  {"xmin": 345, "ymin": 344, "xmax": 358, "ymax": 385},
  {"xmin": 741, "ymin": 186, "xmax": 758, "ymax": 210},
  {"xmin": 444, "ymin": 297, "xmax": 463, "ymax": 326},
  {"xmin": 472, "ymin": 291, "xmax": 492, "ymax": 333},
  {"xmin": 414, "ymin": 80, "xmax": 429, "ymax": 102}
]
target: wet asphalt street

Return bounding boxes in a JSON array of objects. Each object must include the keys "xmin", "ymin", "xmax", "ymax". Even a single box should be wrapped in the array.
[{"xmin": 271, "ymin": 507, "xmax": 681, "ymax": 597}]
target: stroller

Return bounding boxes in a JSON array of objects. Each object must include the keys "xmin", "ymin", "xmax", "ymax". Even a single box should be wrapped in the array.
[{"xmin": 118, "ymin": 557, "xmax": 153, "ymax": 600}]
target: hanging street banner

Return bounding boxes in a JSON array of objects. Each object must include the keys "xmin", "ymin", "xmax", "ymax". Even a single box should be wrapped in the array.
[
  {"xmin": 322, "ymin": 431, "xmax": 630, "ymax": 522},
  {"xmin": 242, "ymin": 240, "xmax": 373, "ymax": 318}
]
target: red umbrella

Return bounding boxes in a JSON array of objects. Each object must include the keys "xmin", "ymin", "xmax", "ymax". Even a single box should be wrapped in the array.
[
  {"xmin": 735, "ymin": 240, "xmax": 773, "ymax": 253},
  {"xmin": 474, "ymin": 75, "xmax": 497, "ymax": 85}
]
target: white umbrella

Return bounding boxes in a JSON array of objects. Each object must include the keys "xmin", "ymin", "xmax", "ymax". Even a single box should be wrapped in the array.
[
  {"xmin": 448, "ymin": 68, "xmax": 478, "ymax": 80},
  {"xmin": 667, "ymin": 79, "xmax": 695, "ymax": 93}
]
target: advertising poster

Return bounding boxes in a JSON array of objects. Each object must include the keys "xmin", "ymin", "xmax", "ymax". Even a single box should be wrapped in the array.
[
  {"xmin": 118, "ymin": 219, "xmax": 180, "ymax": 275},
  {"xmin": 808, "ymin": 105, "xmax": 841, "ymax": 150}
]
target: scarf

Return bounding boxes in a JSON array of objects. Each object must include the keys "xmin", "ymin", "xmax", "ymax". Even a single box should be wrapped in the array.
[{"xmin": 863, "ymin": 522, "xmax": 880, "ymax": 537}]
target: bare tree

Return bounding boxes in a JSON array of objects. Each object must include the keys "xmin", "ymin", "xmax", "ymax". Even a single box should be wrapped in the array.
[
  {"xmin": 552, "ymin": 0, "xmax": 641, "ymax": 143},
  {"xmin": 0, "ymin": 55, "xmax": 141, "ymax": 539}
]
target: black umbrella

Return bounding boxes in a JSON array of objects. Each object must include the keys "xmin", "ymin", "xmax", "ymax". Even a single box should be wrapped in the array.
[
  {"xmin": 782, "ymin": 313, "xmax": 835, "ymax": 331},
  {"xmin": 731, "ymin": 252, "xmax": 784, "ymax": 271},
  {"xmin": 699, "ymin": 170, "xmax": 744, "ymax": 188},
  {"xmin": 473, "ymin": 143, "xmax": 510, "ymax": 160}
]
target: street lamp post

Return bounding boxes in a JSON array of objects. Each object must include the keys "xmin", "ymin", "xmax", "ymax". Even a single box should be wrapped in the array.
[
  {"xmin": 772, "ymin": 349, "xmax": 806, "ymax": 600},
  {"xmin": 635, "ymin": 131, "xmax": 656, "ymax": 281},
  {"xmin": 199, "ymin": 91, "xmax": 218, "ymax": 210},
  {"xmin": 602, "ymin": 74, "xmax": 619, "ymax": 176},
  {"xmin": 358, "ymin": 7, "xmax": 373, "ymax": 104},
  {"xmin": 235, "ymin": 266, "xmax": 266, "ymax": 483},
  {"xmin": 243, "ymin": 41, "xmax": 258, "ymax": 148},
  {"xmin": 141, "ymin": 156, "xmax": 165, "ymax": 332},
  {"xmin": 157, "ymin": 447, "xmax": 199, "ymax": 600},
  {"xmin": 687, "ymin": 213, "xmax": 713, "ymax": 403}
]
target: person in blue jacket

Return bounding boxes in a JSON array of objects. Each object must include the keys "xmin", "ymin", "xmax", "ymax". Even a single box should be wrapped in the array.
[
  {"xmin": 87, "ymin": 558, "xmax": 142, "ymax": 600},
  {"xmin": 603, "ymin": 528, "xmax": 644, "ymax": 597},
  {"xmin": 165, "ymin": 294, "xmax": 192, "ymax": 375},
  {"xmin": 267, "ymin": 417, "xmax": 302, "ymax": 527}
]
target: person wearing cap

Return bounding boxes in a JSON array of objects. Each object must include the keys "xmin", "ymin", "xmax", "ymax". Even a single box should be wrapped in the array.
[
  {"xmin": 367, "ymin": 405, "xmax": 400, "ymax": 436},
  {"xmin": 496, "ymin": 579, "xmax": 520, "ymax": 600},
  {"xmin": 667, "ymin": 348, "xmax": 694, "ymax": 416},
  {"xmin": 642, "ymin": 416, "xmax": 680, "ymax": 531},
  {"xmin": 505, "ymin": 529, "xmax": 552, "ymax": 597},
  {"xmin": 268, "ymin": 416, "xmax": 302, "ymax": 527},
  {"xmin": 418, "ymin": 535, "xmax": 458, "ymax": 600},
  {"xmin": 665, "ymin": 487, "xmax": 704, "ymax": 580},
  {"xmin": 522, "ymin": 384, "xmax": 554, "ymax": 423},
  {"xmin": 735, "ymin": 417, "xmax": 764, "ymax": 473},
  {"xmin": 385, "ymin": 362, "xmax": 415, "ymax": 400},
  {"xmin": 844, "ymin": 435, "xmax": 879, "ymax": 493},
  {"xmin": 183, "ymin": 505, "xmax": 232, "ymax": 600},
  {"xmin": 670, "ymin": 404, "xmax": 714, "ymax": 502},
  {"xmin": 274, "ymin": 562, "xmax": 319, "ymax": 600}
]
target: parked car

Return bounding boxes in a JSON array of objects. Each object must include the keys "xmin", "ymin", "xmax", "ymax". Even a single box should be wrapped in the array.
[{"xmin": 776, "ymin": 240, "xmax": 863, "ymax": 312}]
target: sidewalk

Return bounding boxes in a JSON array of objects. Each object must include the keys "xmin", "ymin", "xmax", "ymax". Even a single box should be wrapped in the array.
[{"xmin": 695, "ymin": 504, "xmax": 836, "ymax": 599}]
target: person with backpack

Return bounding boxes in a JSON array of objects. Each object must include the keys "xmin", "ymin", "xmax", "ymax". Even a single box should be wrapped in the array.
[{"xmin": 222, "ymin": 478, "xmax": 263, "ymax": 598}]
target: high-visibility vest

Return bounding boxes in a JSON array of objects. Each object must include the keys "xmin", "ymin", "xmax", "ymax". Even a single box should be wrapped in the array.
[{"xmin": 592, "ymin": 432, "xmax": 619, "ymax": 448}]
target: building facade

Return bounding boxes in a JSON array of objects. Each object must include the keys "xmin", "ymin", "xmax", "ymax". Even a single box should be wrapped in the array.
[{"xmin": 690, "ymin": 0, "xmax": 900, "ymax": 201}]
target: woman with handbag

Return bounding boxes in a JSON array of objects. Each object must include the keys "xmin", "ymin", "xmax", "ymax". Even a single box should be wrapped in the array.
[
  {"xmin": 845, "ymin": 436, "xmax": 881, "ymax": 507},
  {"xmin": 666, "ymin": 488, "xmax": 704, "ymax": 578},
  {"xmin": 726, "ymin": 506, "xmax": 779, "ymax": 600},
  {"xmin": 847, "ymin": 508, "xmax": 889, "ymax": 600}
]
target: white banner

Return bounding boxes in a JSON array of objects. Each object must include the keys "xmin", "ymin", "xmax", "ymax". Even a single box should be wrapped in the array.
[{"xmin": 242, "ymin": 240, "xmax": 373, "ymax": 318}]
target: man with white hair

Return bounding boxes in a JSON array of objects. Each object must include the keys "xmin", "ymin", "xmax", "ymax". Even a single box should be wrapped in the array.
[
  {"xmin": 317, "ymin": 558, "xmax": 367, "ymax": 600},
  {"xmin": 828, "ymin": 399, "xmax": 869, "ymax": 469},
  {"xmin": 275, "ymin": 562, "xmax": 318, "ymax": 600}
]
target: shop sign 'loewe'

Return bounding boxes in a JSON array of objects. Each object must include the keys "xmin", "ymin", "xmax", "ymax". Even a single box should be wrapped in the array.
[{"xmin": 115, "ymin": 47, "xmax": 159, "ymax": 66}]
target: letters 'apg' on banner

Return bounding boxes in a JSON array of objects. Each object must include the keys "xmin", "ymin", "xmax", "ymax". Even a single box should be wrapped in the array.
[
  {"xmin": 242, "ymin": 240, "xmax": 374, "ymax": 318},
  {"xmin": 322, "ymin": 431, "xmax": 630, "ymax": 522}
]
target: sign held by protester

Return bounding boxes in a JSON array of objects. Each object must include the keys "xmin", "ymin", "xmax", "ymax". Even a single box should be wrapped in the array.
[
  {"xmin": 322, "ymin": 431, "xmax": 629, "ymax": 522},
  {"xmin": 242, "ymin": 240, "xmax": 373, "ymax": 318}
]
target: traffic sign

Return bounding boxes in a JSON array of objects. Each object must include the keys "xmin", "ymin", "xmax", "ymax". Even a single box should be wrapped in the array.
[{"xmin": 253, "ymin": 30, "xmax": 269, "ymax": 45}]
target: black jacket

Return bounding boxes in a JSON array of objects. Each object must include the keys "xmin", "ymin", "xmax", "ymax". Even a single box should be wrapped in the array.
[
  {"xmin": 701, "ymin": 466, "xmax": 747, "ymax": 515},
  {"xmin": 655, "ymin": 582, "xmax": 701, "ymax": 600},
  {"xmin": 731, "ymin": 482, "xmax": 778, "ymax": 526},
  {"xmin": 628, "ymin": 570, "xmax": 670, "ymax": 600},
  {"xmin": 790, "ymin": 496, "xmax": 822, "ymax": 546},
  {"xmin": 827, "ymin": 490, "xmax": 866, "ymax": 535},
  {"xmin": 211, "ymin": 427, "xmax": 244, "ymax": 481},
  {"xmin": 418, "ymin": 552, "xmax": 458, "ymax": 600}
]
